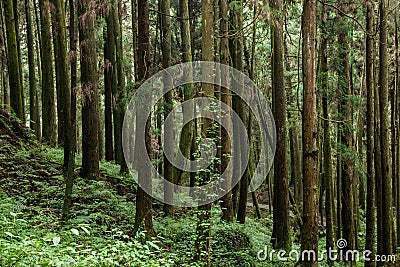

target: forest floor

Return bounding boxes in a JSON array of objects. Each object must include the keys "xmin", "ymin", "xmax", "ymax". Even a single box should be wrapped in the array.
[{"xmin": 0, "ymin": 112, "xmax": 384, "ymax": 266}]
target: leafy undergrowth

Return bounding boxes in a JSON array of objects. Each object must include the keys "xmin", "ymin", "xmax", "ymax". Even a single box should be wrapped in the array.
[{"xmin": 0, "ymin": 111, "xmax": 378, "ymax": 266}]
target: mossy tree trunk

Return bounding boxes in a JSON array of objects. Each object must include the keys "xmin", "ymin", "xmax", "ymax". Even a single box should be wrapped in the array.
[
  {"xmin": 4, "ymin": 0, "xmax": 23, "ymax": 119},
  {"xmin": 78, "ymin": 0, "xmax": 100, "ymax": 179}
]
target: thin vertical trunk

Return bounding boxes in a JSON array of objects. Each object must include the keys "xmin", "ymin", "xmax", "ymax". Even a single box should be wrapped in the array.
[
  {"xmin": 40, "ymin": 0, "xmax": 57, "ymax": 145},
  {"xmin": 161, "ymin": 0, "xmax": 174, "ymax": 217},
  {"xmin": 113, "ymin": 0, "xmax": 127, "ymax": 173},
  {"xmin": 378, "ymin": 0, "xmax": 392, "ymax": 255},
  {"xmin": 13, "ymin": 0, "xmax": 25, "ymax": 121},
  {"xmin": 195, "ymin": 0, "xmax": 213, "ymax": 264},
  {"xmin": 364, "ymin": 1, "xmax": 375, "ymax": 266},
  {"xmin": 270, "ymin": 0, "xmax": 290, "ymax": 251},
  {"xmin": 50, "ymin": 0, "xmax": 72, "ymax": 222},
  {"xmin": 318, "ymin": 1, "xmax": 334, "ymax": 258},
  {"xmin": 337, "ymin": 0, "xmax": 356, "ymax": 254},
  {"xmin": 4, "ymin": 0, "xmax": 23, "ymax": 119},
  {"xmin": 219, "ymin": 0, "xmax": 233, "ymax": 222},
  {"xmin": 134, "ymin": 0, "xmax": 154, "ymax": 237},
  {"xmin": 25, "ymin": 0, "xmax": 40, "ymax": 137},
  {"xmin": 104, "ymin": 0, "xmax": 117, "ymax": 162},
  {"xmin": 301, "ymin": 0, "xmax": 318, "ymax": 266}
]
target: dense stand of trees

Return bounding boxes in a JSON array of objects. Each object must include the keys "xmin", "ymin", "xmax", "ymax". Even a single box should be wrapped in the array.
[{"xmin": 1, "ymin": 0, "xmax": 400, "ymax": 266}]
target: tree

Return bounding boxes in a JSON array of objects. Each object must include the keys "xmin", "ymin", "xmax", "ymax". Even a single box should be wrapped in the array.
[
  {"xmin": 301, "ymin": 0, "xmax": 319, "ymax": 266},
  {"xmin": 4, "ymin": 0, "xmax": 23, "ymax": 119},
  {"xmin": 378, "ymin": 0, "xmax": 392, "ymax": 255},
  {"xmin": 39, "ymin": 0, "xmax": 57, "ymax": 145},
  {"xmin": 104, "ymin": 0, "xmax": 117, "ymax": 162},
  {"xmin": 270, "ymin": 0, "xmax": 290, "ymax": 251},
  {"xmin": 160, "ymin": 0, "xmax": 174, "ymax": 217},
  {"xmin": 219, "ymin": 0, "xmax": 234, "ymax": 222},
  {"xmin": 336, "ymin": 0, "xmax": 356, "ymax": 252},
  {"xmin": 364, "ymin": 1, "xmax": 375, "ymax": 266},
  {"xmin": 25, "ymin": 0, "xmax": 40, "ymax": 137},
  {"xmin": 133, "ymin": 0, "xmax": 154, "ymax": 237},
  {"xmin": 195, "ymin": 0, "xmax": 213, "ymax": 264},
  {"xmin": 49, "ymin": 0, "xmax": 73, "ymax": 222},
  {"xmin": 78, "ymin": 0, "xmax": 100, "ymax": 179},
  {"xmin": 318, "ymin": 1, "xmax": 334, "ymax": 256}
]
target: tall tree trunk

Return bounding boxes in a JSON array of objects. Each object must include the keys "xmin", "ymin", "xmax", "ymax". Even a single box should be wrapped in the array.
[
  {"xmin": 114, "ymin": 0, "xmax": 127, "ymax": 173},
  {"xmin": 13, "ymin": 0, "xmax": 25, "ymax": 121},
  {"xmin": 364, "ymin": 1, "xmax": 376, "ymax": 266},
  {"xmin": 134, "ymin": 0, "xmax": 154, "ymax": 237},
  {"xmin": 25, "ymin": 0, "xmax": 40, "ymax": 137},
  {"xmin": 195, "ymin": 0, "xmax": 213, "ymax": 264},
  {"xmin": 4, "ymin": 0, "xmax": 23, "ymax": 119},
  {"xmin": 270, "ymin": 0, "xmax": 290, "ymax": 251},
  {"xmin": 40, "ymin": 0, "xmax": 57, "ymax": 145},
  {"xmin": 219, "ymin": 0, "xmax": 233, "ymax": 223},
  {"xmin": 50, "ymin": 0, "xmax": 73, "ymax": 222},
  {"xmin": 104, "ymin": 0, "xmax": 117, "ymax": 162},
  {"xmin": 161, "ymin": 0, "xmax": 174, "ymax": 217},
  {"xmin": 378, "ymin": 0, "xmax": 392, "ymax": 255},
  {"xmin": 62, "ymin": 0, "xmax": 77, "ymax": 221},
  {"xmin": 318, "ymin": 1, "xmax": 334, "ymax": 258},
  {"xmin": 78, "ymin": 0, "xmax": 100, "ymax": 179},
  {"xmin": 301, "ymin": 0, "xmax": 318, "ymax": 265},
  {"xmin": 337, "ymin": 0, "xmax": 356, "ymax": 254},
  {"xmin": 0, "ymin": 2, "xmax": 10, "ymax": 109}
]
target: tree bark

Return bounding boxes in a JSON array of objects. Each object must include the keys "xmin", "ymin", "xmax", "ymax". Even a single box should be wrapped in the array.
[
  {"xmin": 301, "ymin": 0, "xmax": 319, "ymax": 265},
  {"xmin": 4, "ymin": 0, "xmax": 23, "ymax": 119},
  {"xmin": 378, "ymin": 0, "xmax": 392, "ymax": 255},
  {"xmin": 78, "ymin": 0, "xmax": 100, "ymax": 179},
  {"xmin": 364, "ymin": 1, "xmax": 376, "ymax": 266},
  {"xmin": 270, "ymin": 0, "xmax": 290, "ymax": 251}
]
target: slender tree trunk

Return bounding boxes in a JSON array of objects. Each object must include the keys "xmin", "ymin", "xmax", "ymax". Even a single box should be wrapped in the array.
[
  {"xmin": 195, "ymin": 0, "xmax": 213, "ymax": 264},
  {"xmin": 13, "ymin": 0, "xmax": 25, "ymax": 121},
  {"xmin": 39, "ymin": 0, "xmax": 57, "ymax": 145},
  {"xmin": 78, "ymin": 0, "xmax": 100, "ymax": 179},
  {"xmin": 104, "ymin": 0, "xmax": 117, "ymax": 162},
  {"xmin": 160, "ymin": 0, "xmax": 174, "ymax": 217},
  {"xmin": 378, "ymin": 0, "xmax": 392, "ymax": 255},
  {"xmin": 50, "ymin": 0, "xmax": 72, "ymax": 222},
  {"xmin": 301, "ymin": 0, "xmax": 318, "ymax": 265},
  {"xmin": 270, "ymin": 0, "xmax": 290, "ymax": 251},
  {"xmin": 336, "ymin": 0, "xmax": 356, "ymax": 255},
  {"xmin": 114, "ymin": 0, "xmax": 127, "ymax": 173},
  {"xmin": 219, "ymin": 0, "xmax": 233, "ymax": 223},
  {"xmin": 25, "ymin": 0, "xmax": 40, "ymax": 137},
  {"xmin": 0, "ymin": 3, "xmax": 9, "ymax": 109},
  {"xmin": 4, "ymin": 0, "xmax": 23, "ymax": 119},
  {"xmin": 134, "ymin": 0, "xmax": 154, "ymax": 237},
  {"xmin": 318, "ymin": 1, "xmax": 334, "ymax": 259},
  {"xmin": 364, "ymin": 1, "xmax": 376, "ymax": 266}
]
